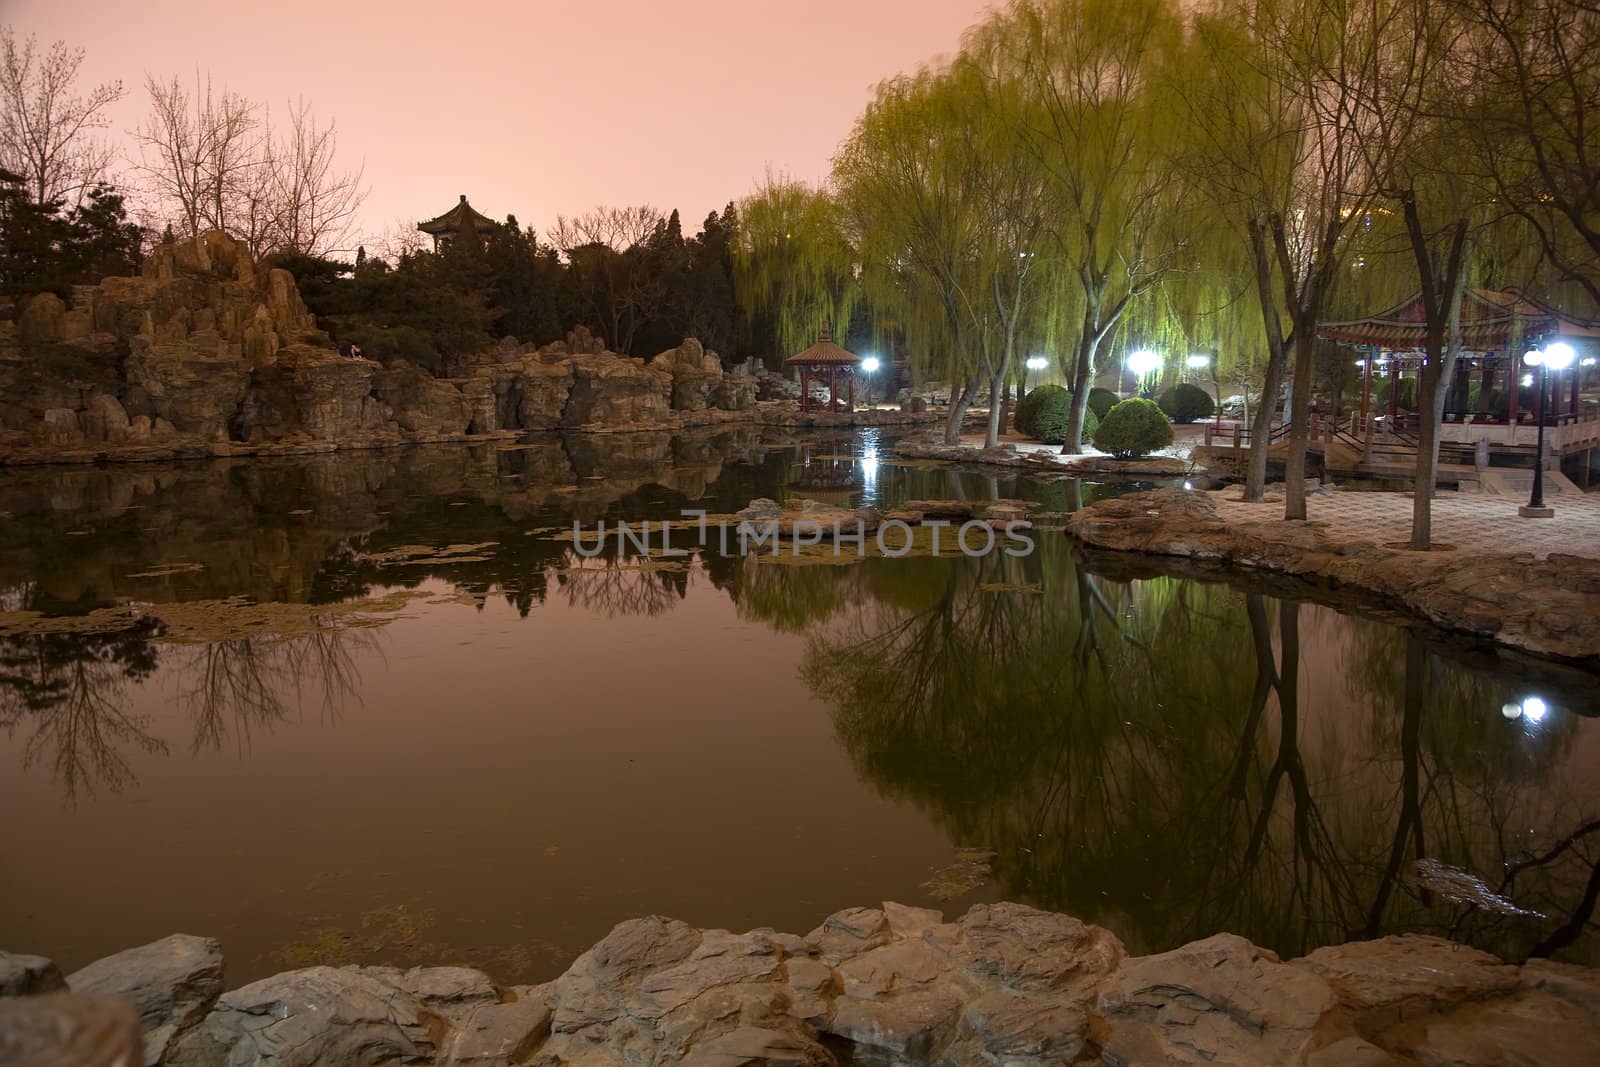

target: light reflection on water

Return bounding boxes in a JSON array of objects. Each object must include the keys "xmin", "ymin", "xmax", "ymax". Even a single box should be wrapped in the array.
[{"xmin": 0, "ymin": 429, "xmax": 1596, "ymax": 986}]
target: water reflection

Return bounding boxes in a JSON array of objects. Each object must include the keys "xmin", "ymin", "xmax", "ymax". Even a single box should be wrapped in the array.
[{"xmin": 1, "ymin": 429, "xmax": 1597, "ymax": 973}]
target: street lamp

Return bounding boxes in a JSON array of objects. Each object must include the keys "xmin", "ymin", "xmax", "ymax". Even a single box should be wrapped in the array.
[
  {"xmin": 1519, "ymin": 342, "xmax": 1575, "ymax": 518},
  {"xmin": 861, "ymin": 355, "xmax": 880, "ymax": 408},
  {"xmin": 1021, "ymin": 354, "xmax": 1047, "ymax": 397},
  {"xmin": 1125, "ymin": 350, "xmax": 1161, "ymax": 398}
]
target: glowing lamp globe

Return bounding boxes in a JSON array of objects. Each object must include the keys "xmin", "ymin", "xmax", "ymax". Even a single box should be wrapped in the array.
[
  {"xmin": 1524, "ymin": 349, "xmax": 1544, "ymax": 367},
  {"xmin": 1026, "ymin": 356, "xmax": 1048, "ymax": 371},
  {"xmin": 1126, "ymin": 350, "xmax": 1161, "ymax": 377},
  {"xmin": 1185, "ymin": 354, "xmax": 1211, "ymax": 369},
  {"xmin": 861, "ymin": 356, "xmax": 881, "ymax": 373},
  {"xmin": 1543, "ymin": 342, "xmax": 1575, "ymax": 371}
]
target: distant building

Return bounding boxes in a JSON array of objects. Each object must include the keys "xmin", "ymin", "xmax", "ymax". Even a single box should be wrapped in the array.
[{"xmin": 417, "ymin": 194, "xmax": 495, "ymax": 251}]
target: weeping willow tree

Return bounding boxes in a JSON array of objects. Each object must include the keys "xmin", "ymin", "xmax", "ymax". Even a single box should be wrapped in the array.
[
  {"xmin": 834, "ymin": 60, "xmax": 1051, "ymax": 446},
  {"xmin": 990, "ymin": 0, "xmax": 1190, "ymax": 453},
  {"xmin": 731, "ymin": 173, "xmax": 859, "ymax": 366}
]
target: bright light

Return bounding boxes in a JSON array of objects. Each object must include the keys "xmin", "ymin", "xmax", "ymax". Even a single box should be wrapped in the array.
[
  {"xmin": 1524, "ymin": 349, "xmax": 1544, "ymax": 367},
  {"xmin": 861, "ymin": 356, "xmax": 881, "ymax": 373},
  {"xmin": 1355, "ymin": 359, "xmax": 1367, "ymax": 367},
  {"xmin": 1026, "ymin": 355, "xmax": 1048, "ymax": 371},
  {"xmin": 1521, "ymin": 373, "xmax": 1535, "ymax": 387},
  {"xmin": 1582, "ymin": 357, "xmax": 1597, "ymax": 367},
  {"xmin": 1544, "ymin": 342, "xmax": 1576, "ymax": 370},
  {"xmin": 1127, "ymin": 350, "xmax": 1162, "ymax": 376},
  {"xmin": 1185, "ymin": 354, "xmax": 1211, "ymax": 369},
  {"xmin": 1522, "ymin": 696, "xmax": 1548, "ymax": 723},
  {"xmin": 1501, "ymin": 702, "xmax": 1523, "ymax": 720}
]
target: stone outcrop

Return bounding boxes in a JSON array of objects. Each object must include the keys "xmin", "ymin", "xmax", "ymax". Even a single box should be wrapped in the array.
[
  {"xmin": 1067, "ymin": 487, "xmax": 1600, "ymax": 661},
  {"xmin": 2, "ymin": 234, "xmax": 913, "ymax": 466},
  {"xmin": 66, "ymin": 935, "xmax": 224, "ymax": 1066},
  {"xmin": 6, "ymin": 902, "xmax": 1597, "ymax": 1066}
]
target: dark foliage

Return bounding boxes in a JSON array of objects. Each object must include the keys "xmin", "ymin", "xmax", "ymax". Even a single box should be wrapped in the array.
[{"xmin": 0, "ymin": 168, "xmax": 143, "ymax": 300}]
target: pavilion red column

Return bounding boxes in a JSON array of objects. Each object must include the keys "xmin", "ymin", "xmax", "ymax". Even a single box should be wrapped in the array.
[
  {"xmin": 1388, "ymin": 359, "xmax": 1399, "ymax": 425},
  {"xmin": 1359, "ymin": 355, "xmax": 1373, "ymax": 426},
  {"xmin": 800, "ymin": 368, "xmax": 809, "ymax": 413},
  {"xmin": 1509, "ymin": 360, "xmax": 1519, "ymax": 428},
  {"xmin": 847, "ymin": 373, "xmax": 855, "ymax": 413},
  {"xmin": 828, "ymin": 367, "xmax": 837, "ymax": 412},
  {"xmin": 1571, "ymin": 367, "xmax": 1580, "ymax": 420}
]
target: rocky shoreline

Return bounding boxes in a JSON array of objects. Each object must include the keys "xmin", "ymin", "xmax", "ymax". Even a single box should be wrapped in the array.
[
  {"xmin": 0, "ymin": 230, "xmax": 941, "ymax": 469},
  {"xmin": 1067, "ymin": 487, "xmax": 1600, "ymax": 662},
  {"xmin": 5, "ymin": 901, "xmax": 1597, "ymax": 1066},
  {"xmin": 893, "ymin": 439, "xmax": 1195, "ymax": 477}
]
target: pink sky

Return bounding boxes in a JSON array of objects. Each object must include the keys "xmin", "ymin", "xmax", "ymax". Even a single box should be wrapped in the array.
[{"xmin": 11, "ymin": 0, "xmax": 995, "ymax": 247}]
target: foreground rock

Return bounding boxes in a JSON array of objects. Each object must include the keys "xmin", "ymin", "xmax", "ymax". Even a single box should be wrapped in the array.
[
  {"xmin": 1068, "ymin": 487, "xmax": 1600, "ymax": 661},
  {"xmin": 66, "ymin": 935, "xmax": 223, "ymax": 1066},
  {"xmin": 6, "ymin": 902, "xmax": 1598, "ymax": 1065}
]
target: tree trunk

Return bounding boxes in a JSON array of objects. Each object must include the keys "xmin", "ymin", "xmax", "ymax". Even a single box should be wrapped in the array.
[
  {"xmin": 1061, "ymin": 320, "xmax": 1099, "ymax": 454},
  {"xmin": 1407, "ymin": 211, "xmax": 1470, "ymax": 550},
  {"xmin": 1283, "ymin": 327, "xmax": 1317, "ymax": 520},
  {"xmin": 944, "ymin": 377, "xmax": 978, "ymax": 444},
  {"xmin": 985, "ymin": 368, "xmax": 1006, "ymax": 448},
  {"xmin": 1244, "ymin": 218, "xmax": 1289, "ymax": 502}
]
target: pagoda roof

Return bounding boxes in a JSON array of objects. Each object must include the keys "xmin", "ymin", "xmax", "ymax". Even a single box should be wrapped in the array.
[
  {"xmin": 784, "ymin": 324, "xmax": 863, "ymax": 367},
  {"xmin": 417, "ymin": 194, "xmax": 496, "ymax": 235},
  {"xmin": 1317, "ymin": 288, "xmax": 1600, "ymax": 351}
]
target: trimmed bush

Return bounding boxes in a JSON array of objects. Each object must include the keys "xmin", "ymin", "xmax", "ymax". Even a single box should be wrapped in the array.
[
  {"xmin": 1015, "ymin": 384, "xmax": 1067, "ymax": 437},
  {"xmin": 1157, "ymin": 382, "xmax": 1216, "ymax": 423},
  {"xmin": 1092, "ymin": 398, "xmax": 1174, "ymax": 458},
  {"xmin": 1016, "ymin": 385, "xmax": 1097, "ymax": 444},
  {"xmin": 1088, "ymin": 387, "xmax": 1120, "ymax": 420}
]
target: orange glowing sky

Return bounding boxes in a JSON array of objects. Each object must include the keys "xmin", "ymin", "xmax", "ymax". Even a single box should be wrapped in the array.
[{"xmin": 14, "ymin": 0, "xmax": 995, "ymax": 247}]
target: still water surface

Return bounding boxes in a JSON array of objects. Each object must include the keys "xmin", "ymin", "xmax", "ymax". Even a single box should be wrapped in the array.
[{"xmin": 2, "ymin": 428, "xmax": 1597, "ymax": 985}]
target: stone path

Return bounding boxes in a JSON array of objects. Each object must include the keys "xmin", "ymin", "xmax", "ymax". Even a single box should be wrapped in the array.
[{"xmin": 1212, "ymin": 487, "xmax": 1600, "ymax": 561}]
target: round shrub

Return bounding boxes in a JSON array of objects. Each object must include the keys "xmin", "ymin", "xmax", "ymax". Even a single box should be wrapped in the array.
[
  {"xmin": 1015, "ymin": 384, "xmax": 1068, "ymax": 437},
  {"xmin": 1092, "ymin": 398, "xmax": 1174, "ymax": 458},
  {"xmin": 1157, "ymin": 382, "xmax": 1216, "ymax": 423},
  {"xmin": 1088, "ymin": 387, "xmax": 1120, "ymax": 420},
  {"xmin": 1016, "ymin": 385, "xmax": 1098, "ymax": 444}
]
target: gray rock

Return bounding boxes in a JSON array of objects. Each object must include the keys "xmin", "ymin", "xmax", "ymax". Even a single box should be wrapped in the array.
[
  {"xmin": 0, "ymin": 950, "xmax": 66, "ymax": 996},
  {"xmin": 166, "ymin": 965, "xmax": 435, "ymax": 1067},
  {"xmin": 679, "ymin": 1025, "xmax": 833, "ymax": 1066},
  {"xmin": 806, "ymin": 907, "xmax": 892, "ymax": 964},
  {"xmin": 828, "ymin": 989, "xmax": 961, "ymax": 1061},
  {"xmin": 1298, "ymin": 934, "xmax": 1519, "ymax": 1028},
  {"xmin": 67, "ymin": 934, "xmax": 223, "ymax": 1066},
  {"xmin": 936, "ymin": 901, "xmax": 1123, "ymax": 996},
  {"xmin": 1096, "ymin": 932, "xmax": 1336, "ymax": 1066},
  {"xmin": 439, "ymin": 994, "xmax": 552, "ymax": 1064}
]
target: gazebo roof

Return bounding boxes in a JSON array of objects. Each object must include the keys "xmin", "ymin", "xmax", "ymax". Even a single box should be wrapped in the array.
[
  {"xmin": 1317, "ymin": 288, "xmax": 1600, "ymax": 351},
  {"xmin": 784, "ymin": 324, "xmax": 863, "ymax": 367},
  {"xmin": 417, "ymin": 194, "xmax": 496, "ymax": 236}
]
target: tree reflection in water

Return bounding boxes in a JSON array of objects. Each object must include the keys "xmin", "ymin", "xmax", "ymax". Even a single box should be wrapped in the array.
[
  {"xmin": 180, "ymin": 624, "xmax": 376, "ymax": 756},
  {"xmin": 799, "ymin": 535, "xmax": 1600, "ymax": 964},
  {"xmin": 0, "ymin": 586, "xmax": 379, "ymax": 800}
]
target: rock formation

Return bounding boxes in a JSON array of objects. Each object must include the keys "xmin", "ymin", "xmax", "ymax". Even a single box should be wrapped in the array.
[
  {"xmin": 4, "ymin": 902, "xmax": 1598, "ymax": 1066},
  {"xmin": 0, "ymin": 234, "xmax": 780, "ymax": 465}
]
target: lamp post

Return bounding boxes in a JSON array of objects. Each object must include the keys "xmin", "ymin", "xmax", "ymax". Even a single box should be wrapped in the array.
[
  {"xmin": 1022, "ymin": 355, "xmax": 1047, "ymax": 397},
  {"xmin": 1519, "ymin": 341, "xmax": 1574, "ymax": 518},
  {"xmin": 861, "ymin": 355, "xmax": 880, "ymax": 409},
  {"xmin": 1125, "ymin": 350, "xmax": 1161, "ymax": 399}
]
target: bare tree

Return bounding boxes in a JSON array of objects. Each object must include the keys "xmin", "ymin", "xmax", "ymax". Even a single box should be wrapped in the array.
[
  {"xmin": 0, "ymin": 28, "xmax": 124, "ymax": 207},
  {"xmin": 131, "ymin": 73, "xmax": 264, "ymax": 242},
  {"xmin": 269, "ymin": 96, "xmax": 366, "ymax": 256}
]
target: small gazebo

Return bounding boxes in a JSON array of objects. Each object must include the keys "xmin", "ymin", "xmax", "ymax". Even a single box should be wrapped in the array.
[
  {"xmin": 417, "ymin": 194, "xmax": 496, "ymax": 251},
  {"xmin": 785, "ymin": 323, "xmax": 862, "ymax": 413},
  {"xmin": 1318, "ymin": 289, "xmax": 1600, "ymax": 430}
]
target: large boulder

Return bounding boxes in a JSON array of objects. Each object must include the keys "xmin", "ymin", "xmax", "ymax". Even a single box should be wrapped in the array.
[
  {"xmin": 67, "ymin": 934, "xmax": 224, "ymax": 1066},
  {"xmin": 165, "ymin": 966, "xmax": 437, "ymax": 1067},
  {"xmin": 18, "ymin": 292, "xmax": 66, "ymax": 346},
  {"xmin": 0, "ymin": 950, "xmax": 66, "ymax": 996},
  {"xmin": 562, "ymin": 353, "xmax": 672, "ymax": 428},
  {"xmin": 1096, "ymin": 933, "xmax": 1337, "ymax": 1066}
]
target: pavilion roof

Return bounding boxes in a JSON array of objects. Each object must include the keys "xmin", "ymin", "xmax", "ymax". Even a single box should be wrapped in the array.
[
  {"xmin": 1317, "ymin": 288, "xmax": 1600, "ymax": 351},
  {"xmin": 784, "ymin": 324, "xmax": 863, "ymax": 367},
  {"xmin": 417, "ymin": 194, "xmax": 496, "ymax": 236}
]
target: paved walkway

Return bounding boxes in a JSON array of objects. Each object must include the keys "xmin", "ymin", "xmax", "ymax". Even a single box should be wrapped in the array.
[{"xmin": 1211, "ymin": 487, "xmax": 1600, "ymax": 560}]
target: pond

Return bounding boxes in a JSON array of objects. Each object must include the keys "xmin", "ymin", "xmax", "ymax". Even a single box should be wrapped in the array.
[{"xmin": 2, "ymin": 428, "xmax": 1597, "ymax": 987}]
